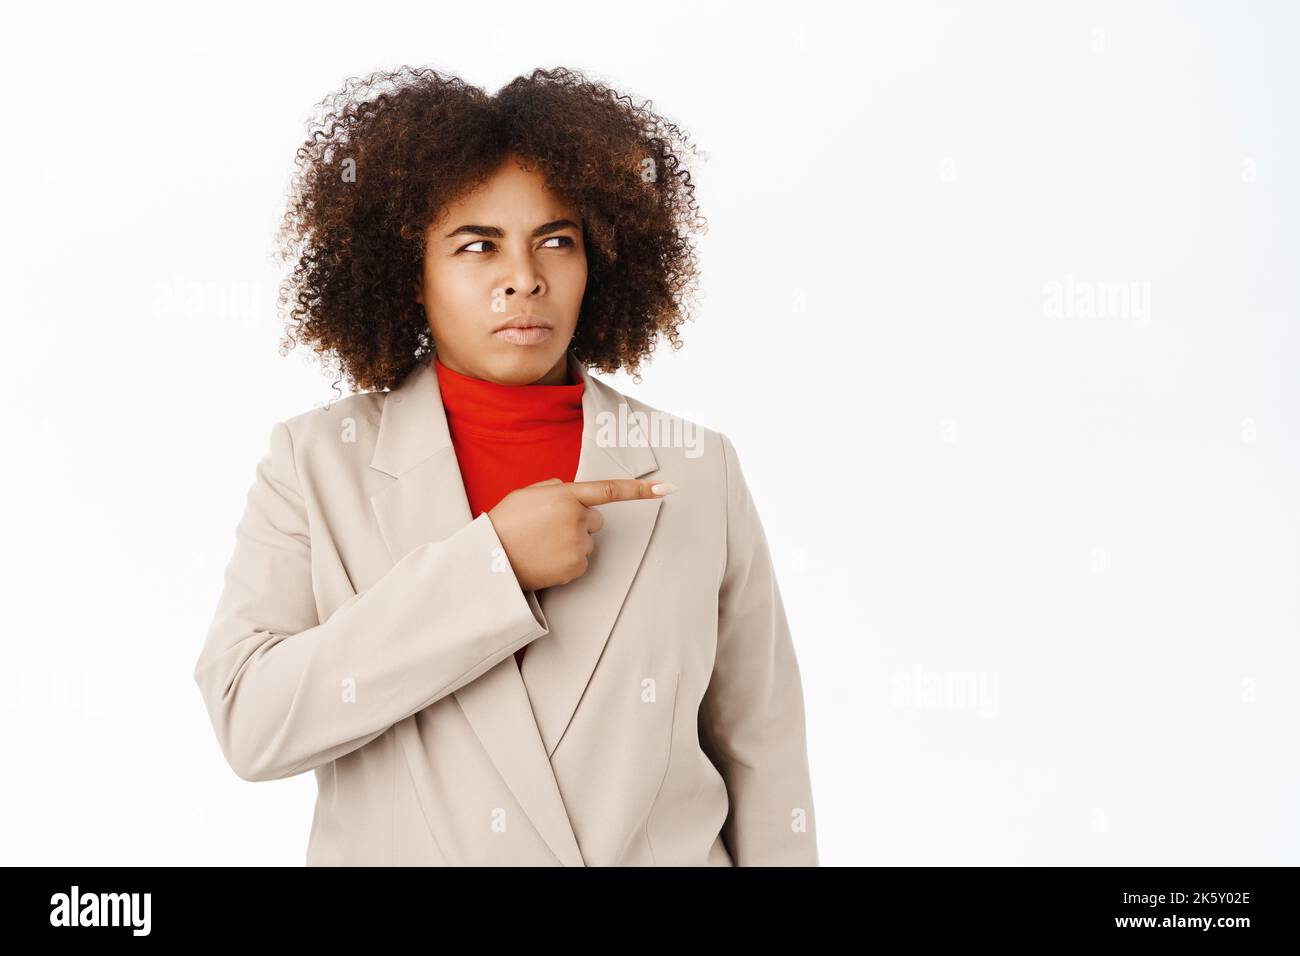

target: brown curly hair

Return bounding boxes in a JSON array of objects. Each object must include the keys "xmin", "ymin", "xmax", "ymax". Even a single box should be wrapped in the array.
[{"xmin": 273, "ymin": 65, "xmax": 707, "ymax": 395}]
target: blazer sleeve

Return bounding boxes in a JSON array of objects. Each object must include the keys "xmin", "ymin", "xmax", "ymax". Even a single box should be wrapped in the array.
[
  {"xmin": 698, "ymin": 432, "xmax": 819, "ymax": 866},
  {"xmin": 193, "ymin": 419, "xmax": 550, "ymax": 783}
]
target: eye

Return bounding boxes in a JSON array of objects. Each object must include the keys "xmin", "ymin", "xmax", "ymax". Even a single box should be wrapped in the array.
[{"xmin": 456, "ymin": 236, "xmax": 575, "ymax": 255}]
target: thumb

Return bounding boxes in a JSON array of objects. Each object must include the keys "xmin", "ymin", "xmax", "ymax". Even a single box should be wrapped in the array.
[{"xmin": 527, "ymin": 477, "xmax": 564, "ymax": 487}]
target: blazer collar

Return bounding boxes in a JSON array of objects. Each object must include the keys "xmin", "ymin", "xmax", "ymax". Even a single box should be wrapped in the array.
[
  {"xmin": 370, "ymin": 349, "xmax": 657, "ymax": 480},
  {"xmin": 368, "ymin": 350, "xmax": 662, "ymax": 866}
]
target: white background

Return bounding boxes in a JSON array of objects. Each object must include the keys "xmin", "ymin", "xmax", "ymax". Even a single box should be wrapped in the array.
[{"xmin": 1, "ymin": 0, "xmax": 1295, "ymax": 865}]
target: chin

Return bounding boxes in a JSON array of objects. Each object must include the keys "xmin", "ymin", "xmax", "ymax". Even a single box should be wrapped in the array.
[{"xmin": 484, "ymin": 348, "xmax": 566, "ymax": 385}]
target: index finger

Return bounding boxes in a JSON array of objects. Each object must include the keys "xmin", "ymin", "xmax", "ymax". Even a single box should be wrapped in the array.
[{"xmin": 564, "ymin": 479, "xmax": 676, "ymax": 507}]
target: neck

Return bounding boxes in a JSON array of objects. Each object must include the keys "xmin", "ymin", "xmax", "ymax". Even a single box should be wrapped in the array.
[{"xmin": 534, "ymin": 352, "xmax": 571, "ymax": 385}]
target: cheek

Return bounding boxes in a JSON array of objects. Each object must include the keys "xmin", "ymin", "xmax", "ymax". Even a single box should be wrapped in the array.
[
  {"xmin": 559, "ymin": 258, "xmax": 588, "ymax": 302},
  {"xmin": 425, "ymin": 267, "xmax": 491, "ymax": 324}
]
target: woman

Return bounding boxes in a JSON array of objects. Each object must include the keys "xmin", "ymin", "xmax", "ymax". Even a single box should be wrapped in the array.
[{"xmin": 193, "ymin": 66, "xmax": 818, "ymax": 866}]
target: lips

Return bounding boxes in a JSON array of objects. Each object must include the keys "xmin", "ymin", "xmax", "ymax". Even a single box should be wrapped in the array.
[
  {"xmin": 492, "ymin": 313, "xmax": 553, "ymax": 346},
  {"xmin": 493, "ymin": 314, "xmax": 551, "ymax": 332},
  {"xmin": 494, "ymin": 326, "xmax": 553, "ymax": 346}
]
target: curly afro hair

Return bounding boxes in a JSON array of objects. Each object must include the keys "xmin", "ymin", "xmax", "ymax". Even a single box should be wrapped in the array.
[{"xmin": 273, "ymin": 65, "xmax": 708, "ymax": 395}]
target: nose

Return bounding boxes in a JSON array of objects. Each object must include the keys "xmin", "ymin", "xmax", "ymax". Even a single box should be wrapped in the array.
[{"xmin": 500, "ymin": 247, "xmax": 544, "ymax": 300}]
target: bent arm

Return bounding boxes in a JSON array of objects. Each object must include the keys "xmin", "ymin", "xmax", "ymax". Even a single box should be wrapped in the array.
[
  {"xmin": 698, "ymin": 432, "xmax": 819, "ymax": 866},
  {"xmin": 193, "ymin": 420, "xmax": 548, "ymax": 782}
]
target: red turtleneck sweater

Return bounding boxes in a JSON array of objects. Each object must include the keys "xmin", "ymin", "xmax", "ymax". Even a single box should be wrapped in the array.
[{"xmin": 434, "ymin": 355, "xmax": 585, "ymax": 667}]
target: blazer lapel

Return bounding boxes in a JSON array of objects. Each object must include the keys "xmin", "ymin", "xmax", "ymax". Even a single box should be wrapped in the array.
[
  {"xmin": 520, "ymin": 364, "xmax": 662, "ymax": 758},
  {"xmin": 367, "ymin": 351, "xmax": 661, "ymax": 866}
]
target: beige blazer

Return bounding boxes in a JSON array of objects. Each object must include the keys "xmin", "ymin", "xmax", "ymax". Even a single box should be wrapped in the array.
[{"xmin": 194, "ymin": 351, "xmax": 817, "ymax": 866}]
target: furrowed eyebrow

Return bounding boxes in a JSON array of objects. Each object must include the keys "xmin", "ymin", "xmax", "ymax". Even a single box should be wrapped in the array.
[{"xmin": 443, "ymin": 219, "xmax": 580, "ymax": 240}]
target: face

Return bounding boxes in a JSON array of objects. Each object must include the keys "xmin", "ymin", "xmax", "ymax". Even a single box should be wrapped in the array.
[{"xmin": 416, "ymin": 154, "xmax": 587, "ymax": 386}]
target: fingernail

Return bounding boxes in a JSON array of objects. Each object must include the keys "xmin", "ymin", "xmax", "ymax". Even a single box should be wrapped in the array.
[{"xmin": 650, "ymin": 482, "xmax": 678, "ymax": 496}]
